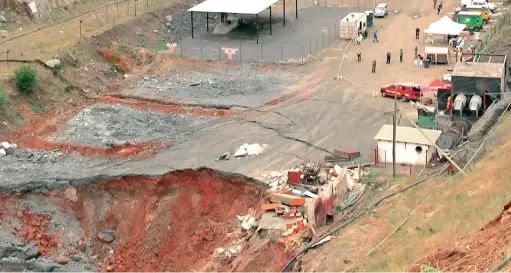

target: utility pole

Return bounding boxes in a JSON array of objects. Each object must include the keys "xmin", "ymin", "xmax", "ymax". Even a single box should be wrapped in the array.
[{"xmin": 392, "ymin": 86, "xmax": 397, "ymax": 178}]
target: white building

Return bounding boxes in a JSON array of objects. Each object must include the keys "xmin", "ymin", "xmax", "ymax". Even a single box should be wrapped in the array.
[{"xmin": 373, "ymin": 124, "xmax": 442, "ymax": 166}]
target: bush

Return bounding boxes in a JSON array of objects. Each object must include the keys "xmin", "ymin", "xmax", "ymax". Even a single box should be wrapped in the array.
[
  {"xmin": 64, "ymin": 85, "xmax": 73, "ymax": 93},
  {"xmin": 99, "ymin": 48, "xmax": 131, "ymax": 73},
  {"xmin": 52, "ymin": 64, "xmax": 62, "ymax": 75},
  {"xmin": 14, "ymin": 65, "xmax": 37, "ymax": 94},
  {"xmin": 0, "ymin": 90, "xmax": 7, "ymax": 105},
  {"xmin": 98, "ymin": 48, "xmax": 115, "ymax": 62}
]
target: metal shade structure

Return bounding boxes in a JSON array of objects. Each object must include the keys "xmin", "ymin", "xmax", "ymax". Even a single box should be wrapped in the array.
[{"xmin": 188, "ymin": 0, "xmax": 298, "ymax": 43}]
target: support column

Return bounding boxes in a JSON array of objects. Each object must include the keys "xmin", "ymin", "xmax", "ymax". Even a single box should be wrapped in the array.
[
  {"xmin": 191, "ymin": 11, "xmax": 194, "ymax": 39},
  {"xmin": 206, "ymin": 12, "xmax": 209, "ymax": 32},
  {"xmin": 283, "ymin": 0, "xmax": 286, "ymax": 26},
  {"xmin": 270, "ymin": 6, "xmax": 272, "ymax": 35},
  {"xmin": 256, "ymin": 14, "xmax": 259, "ymax": 44},
  {"xmin": 295, "ymin": 0, "xmax": 298, "ymax": 18}
]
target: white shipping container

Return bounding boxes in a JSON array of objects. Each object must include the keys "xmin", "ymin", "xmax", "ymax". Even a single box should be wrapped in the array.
[{"xmin": 339, "ymin": 12, "xmax": 368, "ymax": 40}]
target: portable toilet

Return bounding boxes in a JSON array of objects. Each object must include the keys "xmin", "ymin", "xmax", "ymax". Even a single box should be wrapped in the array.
[{"xmin": 365, "ymin": 11, "xmax": 374, "ymax": 27}]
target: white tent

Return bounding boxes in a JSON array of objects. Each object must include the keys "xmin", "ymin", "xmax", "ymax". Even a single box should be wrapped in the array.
[{"xmin": 424, "ymin": 16, "xmax": 466, "ymax": 35}]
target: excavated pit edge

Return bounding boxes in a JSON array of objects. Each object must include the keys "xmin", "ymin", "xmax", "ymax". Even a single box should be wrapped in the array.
[{"xmin": 0, "ymin": 167, "xmax": 267, "ymax": 195}]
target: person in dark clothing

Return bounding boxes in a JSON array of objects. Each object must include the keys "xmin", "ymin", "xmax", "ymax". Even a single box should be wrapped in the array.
[
  {"xmin": 415, "ymin": 27, "xmax": 420, "ymax": 39},
  {"xmin": 363, "ymin": 29, "xmax": 368, "ymax": 39},
  {"xmin": 437, "ymin": 3, "xmax": 442, "ymax": 14},
  {"xmin": 414, "ymin": 45, "xmax": 419, "ymax": 58},
  {"xmin": 399, "ymin": 49, "xmax": 403, "ymax": 63},
  {"xmin": 386, "ymin": 50, "xmax": 391, "ymax": 64},
  {"xmin": 373, "ymin": 31, "xmax": 379, "ymax": 43},
  {"xmin": 357, "ymin": 48, "xmax": 362, "ymax": 62},
  {"xmin": 433, "ymin": 0, "xmax": 437, "ymax": 8},
  {"xmin": 372, "ymin": 59, "xmax": 377, "ymax": 73}
]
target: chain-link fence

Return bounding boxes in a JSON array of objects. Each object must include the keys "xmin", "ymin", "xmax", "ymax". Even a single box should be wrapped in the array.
[{"xmin": 166, "ymin": 20, "xmax": 339, "ymax": 64}]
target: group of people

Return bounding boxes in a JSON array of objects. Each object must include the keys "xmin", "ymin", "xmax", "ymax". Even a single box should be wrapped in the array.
[
  {"xmin": 355, "ymin": 27, "xmax": 432, "ymax": 73},
  {"xmin": 356, "ymin": 45, "xmax": 405, "ymax": 73}
]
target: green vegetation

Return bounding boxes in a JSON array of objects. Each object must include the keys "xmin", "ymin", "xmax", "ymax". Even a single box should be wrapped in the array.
[
  {"xmin": 52, "ymin": 63, "xmax": 62, "ymax": 75},
  {"xmin": 0, "ymin": 89, "xmax": 7, "ymax": 105},
  {"xmin": 64, "ymin": 85, "xmax": 73, "ymax": 93},
  {"xmin": 27, "ymin": 99, "xmax": 46, "ymax": 113},
  {"xmin": 420, "ymin": 264, "xmax": 437, "ymax": 272},
  {"xmin": 14, "ymin": 65, "xmax": 38, "ymax": 94}
]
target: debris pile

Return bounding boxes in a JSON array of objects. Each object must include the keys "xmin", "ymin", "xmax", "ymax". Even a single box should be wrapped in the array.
[{"xmin": 234, "ymin": 143, "xmax": 268, "ymax": 158}]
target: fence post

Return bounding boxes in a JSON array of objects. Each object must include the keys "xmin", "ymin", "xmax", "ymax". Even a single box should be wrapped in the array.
[
  {"xmin": 281, "ymin": 45, "xmax": 284, "ymax": 64},
  {"xmin": 334, "ymin": 21, "xmax": 336, "ymax": 39},
  {"xmin": 79, "ymin": 19, "xmax": 83, "ymax": 38},
  {"xmin": 261, "ymin": 44, "xmax": 264, "ymax": 63},
  {"xmin": 218, "ymin": 43, "xmax": 221, "ymax": 61},
  {"xmin": 6, "ymin": 50, "xmax": 9, "ymax": 69},
  {"xmin": 301, "ymin": 45, "xmax": 304, "ymax": 64}
]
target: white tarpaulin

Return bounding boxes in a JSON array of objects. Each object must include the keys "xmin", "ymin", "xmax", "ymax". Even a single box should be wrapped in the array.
[{"xmin": 424, "ymin": 16, "xmax": 466, "ymax": 35}]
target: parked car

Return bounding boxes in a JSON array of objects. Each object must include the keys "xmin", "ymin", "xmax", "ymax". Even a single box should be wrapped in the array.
[
  {"xmin": 380, "ymin": 82, "xmax": 422, "ymax": 101},
  {"xmin": 374, "ymin": 3, "xmax": 388, "ymax": 18}
]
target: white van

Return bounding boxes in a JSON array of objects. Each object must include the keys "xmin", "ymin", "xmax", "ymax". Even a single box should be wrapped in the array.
[{"xmin": 460, "ymin": 0, "xmax": 496, "ymax": 11}]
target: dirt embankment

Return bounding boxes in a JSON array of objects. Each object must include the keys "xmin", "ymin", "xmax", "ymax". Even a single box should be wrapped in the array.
[
  {"xmin": 410, "ymin": 200, "xmax": 511, "ymax": 272},
  {"xmin": 0, "ymin": 168, "xmax": 264, "ymax": 272}
]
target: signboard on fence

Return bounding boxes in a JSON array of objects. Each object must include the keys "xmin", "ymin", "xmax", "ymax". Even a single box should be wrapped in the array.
[
  {"xmin": 221, "ymin": 47, "xmax": 239, "ymax": 61},
  {"xmin": 166, "ymin": 43, "xmax": 177, "ymax": 54}
]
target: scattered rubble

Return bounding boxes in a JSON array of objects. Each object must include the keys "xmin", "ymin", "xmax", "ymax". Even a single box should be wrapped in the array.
[
  {"xmin": 124, "ymin": 65, "xmax": 289, "ymax": 108},
  {"xmin": 49, "ymin": 103, "xmax": 210, "ymax": 146}
]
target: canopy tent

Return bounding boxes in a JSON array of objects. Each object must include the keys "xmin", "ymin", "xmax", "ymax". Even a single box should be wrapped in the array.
[{"xmin": 424, "ymin": 16, "xmax": 466, "ymax": 35}]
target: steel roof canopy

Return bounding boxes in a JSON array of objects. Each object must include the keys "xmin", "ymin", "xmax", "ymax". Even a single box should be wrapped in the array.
[{"xmin": 188, "ymin": 0, "xmax": 279, "ymax": 14}]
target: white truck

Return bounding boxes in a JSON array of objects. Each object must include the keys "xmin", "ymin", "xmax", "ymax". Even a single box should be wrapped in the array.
[{"xmin": 338, "ymin": 12, "xmax": 368, "ymax": 40}]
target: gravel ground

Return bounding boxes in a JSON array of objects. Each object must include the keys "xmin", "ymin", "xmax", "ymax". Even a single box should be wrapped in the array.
[
  {"xmin": 124, "ymin": 65, "xmax": 289, "ymax": 108},
  {"xmin": 49, "ymin": 104, "xmax": 211, "ymax": 146},
  {"xmin": 0, "ymin": 150, "xmax": 122, "ymax": 192}
]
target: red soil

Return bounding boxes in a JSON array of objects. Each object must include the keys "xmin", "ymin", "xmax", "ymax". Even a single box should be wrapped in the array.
[
  {"xmin": 18, "ymin": 209, "xmax": 59, "ymax": 256},
  {"xmin": 101, "ymin": 95, "xmax": 235, "ymax": 117},
  {"xmin": 16, "ymin": 138, "xmax": 171, "ymax": 158},
  {"xmin": 410, "ymin": 200, "xmax": 511, "ymax": 272},
  {"xmin": 74, "ymin": 168, "xmax": 262, "ymax": 271},
  {"xmin": 9, "ymin": 103, "xmax": 172, "ymax": 158}
]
